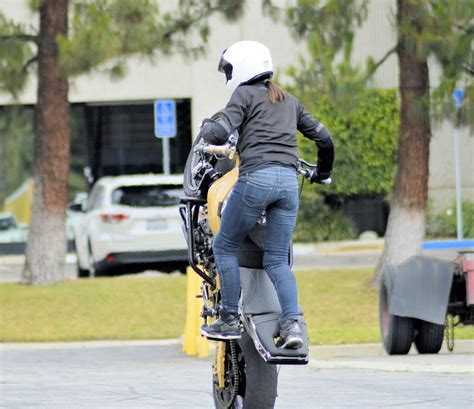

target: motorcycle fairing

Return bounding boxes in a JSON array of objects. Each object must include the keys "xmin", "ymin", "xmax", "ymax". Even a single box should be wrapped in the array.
[{"xmin": 207, "ymin": 165, "xmax": 239, "ymax": 235}]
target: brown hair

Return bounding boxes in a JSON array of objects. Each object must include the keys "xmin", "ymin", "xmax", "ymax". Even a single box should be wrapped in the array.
[{"xmin": 265, "ymin": 79, "xmax": 286, "ymax": 104}]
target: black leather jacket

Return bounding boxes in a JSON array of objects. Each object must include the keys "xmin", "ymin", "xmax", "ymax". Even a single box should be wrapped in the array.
[{"xmin": 199, "ymin": 82, "xmax": 334, "ymax": 175}]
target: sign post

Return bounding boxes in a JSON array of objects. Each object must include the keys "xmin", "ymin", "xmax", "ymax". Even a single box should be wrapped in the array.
[
  {"xmin": 154, "ymin": 100, "xmax": 177, "ymax": 175},
  {"xmin": 453, "ymin": 88, "xmax": 464, "ymax": 240}
]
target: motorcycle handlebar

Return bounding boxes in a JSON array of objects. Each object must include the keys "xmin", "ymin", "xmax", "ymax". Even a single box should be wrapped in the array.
[
  {"xmin": 297, "ymin": 159, "xmax": 317, "ymax": 180},
  {"xmin": 195, "ymin": 143, "xmax": 236, "ymax": 160},
  {"xmin": 195, "ymin": 143, "xmax": 324, "ymax": 182},
  {"xmin": 296, "ymin": 160, "xmax": 331, "ymax": 185}
]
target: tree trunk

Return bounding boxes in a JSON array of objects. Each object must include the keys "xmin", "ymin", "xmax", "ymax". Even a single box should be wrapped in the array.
[
  {"xmin": 374, "ymin": 0, "xmax": 431, "ymax": 283},
  {"xmin": 22, "ymin": 0, "xmax": 70, "ymax": 285}
]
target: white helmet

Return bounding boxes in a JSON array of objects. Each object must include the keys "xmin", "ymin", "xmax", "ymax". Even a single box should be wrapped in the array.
[{"xmin": 218, "ymin": 41, "xmax": 274, "ymax": 92}]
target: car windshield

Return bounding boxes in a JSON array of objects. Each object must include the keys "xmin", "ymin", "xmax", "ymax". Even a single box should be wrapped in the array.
[
  {"xmin": 111, "ymin": 184, "xmax": 183, "ymax": 207},
  {"xmin": 0, "ymin": 216, "xmax": 17, "ymax": 231}
]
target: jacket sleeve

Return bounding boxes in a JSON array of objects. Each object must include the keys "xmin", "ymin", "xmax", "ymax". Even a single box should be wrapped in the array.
[
  {"xmin": 199, "ymin": 87, "xmax": 249, "ymax": 145},
  {"xmin": 297, "ymin": 103, "xmax": 334, "ymax": 174}
]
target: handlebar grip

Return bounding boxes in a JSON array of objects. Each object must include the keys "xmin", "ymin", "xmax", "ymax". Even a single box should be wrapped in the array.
[{"xmin": 204, "ymin": 144, "xmax": 236, "ymax": 159}]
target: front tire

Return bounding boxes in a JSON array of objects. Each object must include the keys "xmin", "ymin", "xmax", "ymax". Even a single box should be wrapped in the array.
[
  {"xmin": 379, "ymin": 273, "xmax": 414, "ymax": 355},
  {"xmin": 213, "ymin": 334, "xmax": 277, "ymax": 409},
  {"xmin": 87, "ymin": 241, "xmax": 98, "ymax": 277},
  {"xmin": 183, "ymin": 133, "xmax": 204, "ymax": 197}
]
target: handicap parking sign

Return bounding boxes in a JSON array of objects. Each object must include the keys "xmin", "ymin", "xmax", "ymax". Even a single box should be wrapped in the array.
[
  {"xmin": 453, "ymin": 88, "xmax": 464, "ymax": 109},
  {"xmin": 154, "ymin": 100, "xmax": 176, "ymax": 138}
]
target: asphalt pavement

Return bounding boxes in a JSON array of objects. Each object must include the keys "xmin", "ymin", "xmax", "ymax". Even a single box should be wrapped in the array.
[
  {"xmin": 1, "ymin": 241, "xmax": 471, "ymax": 408},
  {"xmin": 0, "ymin": 340, "xmax": 473, "ymax": 409}
]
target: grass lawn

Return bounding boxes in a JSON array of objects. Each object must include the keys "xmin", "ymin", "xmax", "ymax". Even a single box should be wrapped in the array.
[{"xmin": 1, "ymin": 268, "xmax": 473, "ymax": 344}]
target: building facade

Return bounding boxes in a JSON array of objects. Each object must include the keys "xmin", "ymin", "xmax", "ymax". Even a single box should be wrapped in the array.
[{"xmin": 1, "ymin": 0, "xmax": 472, "ymax": 213}]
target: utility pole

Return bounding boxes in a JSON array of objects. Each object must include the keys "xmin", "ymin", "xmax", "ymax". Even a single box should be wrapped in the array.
[{"xmin": 453, "ymin": 88, "xmax": 464, "ymax": 241}]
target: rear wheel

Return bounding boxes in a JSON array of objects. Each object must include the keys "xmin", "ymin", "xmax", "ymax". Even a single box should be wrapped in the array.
[
  {"xmin": 213, "ymin": 334, "xmax": 277, "ymax": 409},
  {"xmin": 379, "ymin": 274, "xmax": 414, "ymax": 355},
  {"xmin": 414, "ymin": 320, "xmax": 444, "ymax": 354}
]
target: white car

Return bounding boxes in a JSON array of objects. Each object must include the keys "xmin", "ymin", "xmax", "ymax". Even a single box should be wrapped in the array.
[
  {"xmin": 74, "ymin": 174, "xmax": 188, "ymax": 277},
  {"xmin": 0, "ymin": 212, "xmax": 28, "ymax": 243}
]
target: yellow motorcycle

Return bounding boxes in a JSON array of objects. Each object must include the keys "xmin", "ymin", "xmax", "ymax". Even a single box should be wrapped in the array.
[{"xmin": 180, "ymin": 121, "xmax": 315, "ymax": 408}]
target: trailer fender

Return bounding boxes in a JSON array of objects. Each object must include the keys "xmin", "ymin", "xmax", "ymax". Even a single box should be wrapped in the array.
[{"xmin": 384, "ymin": 256, "xmax": 455, "ymax": 325}]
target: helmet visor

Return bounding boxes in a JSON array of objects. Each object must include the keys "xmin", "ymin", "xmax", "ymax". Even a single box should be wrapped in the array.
[{"xmin": 218, "ymin": 54, "xmax": 233, "ymax": 83}]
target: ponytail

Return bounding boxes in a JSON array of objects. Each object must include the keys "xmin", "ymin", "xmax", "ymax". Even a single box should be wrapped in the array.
[{"xmin": 265, "ymin": 80, "xmax": 286, "ymax": 104}]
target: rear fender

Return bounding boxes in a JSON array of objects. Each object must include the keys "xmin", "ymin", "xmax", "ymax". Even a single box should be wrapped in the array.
[{"xmin": 383, "ymin": 256, "xmax": 455, "ymax": 325}]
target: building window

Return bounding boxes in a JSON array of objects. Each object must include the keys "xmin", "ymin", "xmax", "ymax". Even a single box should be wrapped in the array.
[{"xmin": 82, "ymin": 100, "xmax": 191, "ymax": 182}]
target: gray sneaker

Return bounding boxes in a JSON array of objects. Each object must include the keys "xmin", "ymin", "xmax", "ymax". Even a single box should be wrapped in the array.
[
  {"xmin": 200, "ymin": 309, "xmax": 241, "ymax": 340},
  {"xmin": 277, "ymin": 317, "xmax": 304, "ymax": 349}
]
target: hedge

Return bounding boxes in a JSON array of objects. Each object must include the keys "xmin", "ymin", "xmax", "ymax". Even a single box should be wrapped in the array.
[{"xmin": 294, "ymin": 89, "xmax": 399, "ymax": 241}]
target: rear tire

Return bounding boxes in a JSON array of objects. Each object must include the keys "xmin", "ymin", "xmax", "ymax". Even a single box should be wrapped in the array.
[
  {"xmin": 414, "ymin": 320, "xmax": 444, "ymax": 354},
  {"xmin": 213, "ymin": 334, "xmax": 277, "ymax": 409},
  {"xmin": 239, "ymin": 333, "xmax": 277, "ymax": 408},
  {"xmin": 379, "ymin": 273, "xmax": 414, "ymax": 355}
]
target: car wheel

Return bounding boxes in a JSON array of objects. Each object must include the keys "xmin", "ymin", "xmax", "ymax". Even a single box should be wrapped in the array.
[
  {"xmin": 77, "ymin": 262, "xmax": 90, "ymax": 278},
  {"xmin": 87, "ymin": 241, "xmax": 97, "ymax": 277}
]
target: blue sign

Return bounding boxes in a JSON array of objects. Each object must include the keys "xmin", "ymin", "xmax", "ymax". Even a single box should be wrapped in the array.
[
  {"xmin": 154, "ymin": 100, "xmax": 176, "ymax": 138},
  {"xmin": 453, "ymin": 88, "xmax": 464, "ymax": 109}
]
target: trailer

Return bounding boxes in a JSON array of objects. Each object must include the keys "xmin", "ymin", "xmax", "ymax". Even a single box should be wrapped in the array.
[{"xmin": 379, "ymin": 250, "xmax": 474, "ymax": 354}]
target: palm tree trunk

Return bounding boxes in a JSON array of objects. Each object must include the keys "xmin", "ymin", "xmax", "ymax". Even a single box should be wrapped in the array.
[
  {"xmin": 23, "ymin": 0, "xmax": 70, "ymax": 285},
  {"xmin": 374, "ymin": 0, "xmax": 430, "ymax": 283}
]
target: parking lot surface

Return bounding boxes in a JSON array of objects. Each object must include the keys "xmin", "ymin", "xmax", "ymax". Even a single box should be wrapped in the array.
[{"xmin": 1, "ymin": 342, "xmax": 473, "ymax": 409}]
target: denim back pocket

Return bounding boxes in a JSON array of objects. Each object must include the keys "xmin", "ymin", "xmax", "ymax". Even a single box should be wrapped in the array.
[
  {"xmin": 242, "ymin": 180, "xmax": 273, "ymax": 208},
  {"xmin": 284, "ymin": 188, "xmax": 299, "ymax": 211}
]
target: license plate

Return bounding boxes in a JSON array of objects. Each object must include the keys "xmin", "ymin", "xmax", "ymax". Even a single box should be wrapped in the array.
[{"xmin": 146, "ymin": 219, "xmax": 167, "ymax": 231}]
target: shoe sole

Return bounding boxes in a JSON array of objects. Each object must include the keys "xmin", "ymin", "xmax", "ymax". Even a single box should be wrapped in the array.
[
  {"xmin": 200, "ymin": 328, "xmax": 242, "ymax": 341},
  {"xmin": 278, "ymin": 336, "xmax": 303, "ymax": 350}
]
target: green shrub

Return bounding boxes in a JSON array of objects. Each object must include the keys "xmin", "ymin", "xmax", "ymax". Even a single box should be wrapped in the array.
[
  {"xmin": 427, "ymin": 201, "xmax": 474, "ymax": 238},
  {"xmin": 291, "ymin": 89, "xmax": 398, "ymax": 242},
  {"xmin": 296, "ymin": 89, "xmax": 399, "ymax": 197},
  {"xmin": 294, "ymin": 189, "xmax": 357, "ymax": 242}
]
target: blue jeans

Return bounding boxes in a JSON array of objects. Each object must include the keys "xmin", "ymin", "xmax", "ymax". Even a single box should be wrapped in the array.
[{"xmin": 213, "ymin": 165, "xmax": 300, "ymax": 319}]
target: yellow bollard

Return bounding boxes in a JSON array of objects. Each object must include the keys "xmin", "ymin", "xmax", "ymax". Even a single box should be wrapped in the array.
[
  {"xmin": 183, "ymin": 266, "xmax": 209, "ymax": 357},
  {"xmin": 3, "ymin": 179, "xmax": 34, "ymax": 224}
]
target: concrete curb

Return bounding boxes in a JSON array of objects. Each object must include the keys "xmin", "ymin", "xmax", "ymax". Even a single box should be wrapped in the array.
[
  {"xmin": 308, "ymin": 340, "xmax": 474, "ymax": 359},
  {"xmin": 293, "ymin": 240, "xmax": 384, "ymax": 256},
  {"xmin": 0, "ymin": 338, "xmax": 182, "ymax": 351},
  {"xmin": 1, "ymin": 339, "xmax": 472, "ymax": 374},
  {"xmin": 308, "ymin": 341, "xmax": 474, "ymax": 374},
  {"xmin": 2, "ymin": 339, "xmax": 472, "ymax": 354},
  {"xmin": 309, "ymin": 357, "xmax": 474, "ymax": 374}
]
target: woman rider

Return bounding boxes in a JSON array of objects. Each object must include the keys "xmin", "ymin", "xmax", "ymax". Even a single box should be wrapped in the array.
[{"xmin": 199, "ymin": 41, "xmax": 334, "ymax": 349}]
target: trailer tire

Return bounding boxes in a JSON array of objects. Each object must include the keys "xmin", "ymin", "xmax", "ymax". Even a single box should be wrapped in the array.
[
  {"xmin": 379, "ymin": 273, "xmax": 414, "ymax": 355},
  {"xmin": 414, "ymin": 320, "xmax": 444, "ymax": 354}
]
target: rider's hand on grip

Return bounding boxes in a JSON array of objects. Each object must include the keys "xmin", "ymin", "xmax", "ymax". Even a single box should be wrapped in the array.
[{"xmin": 310, "ymin": 169, "xmax": 332, "ymax": 185}]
